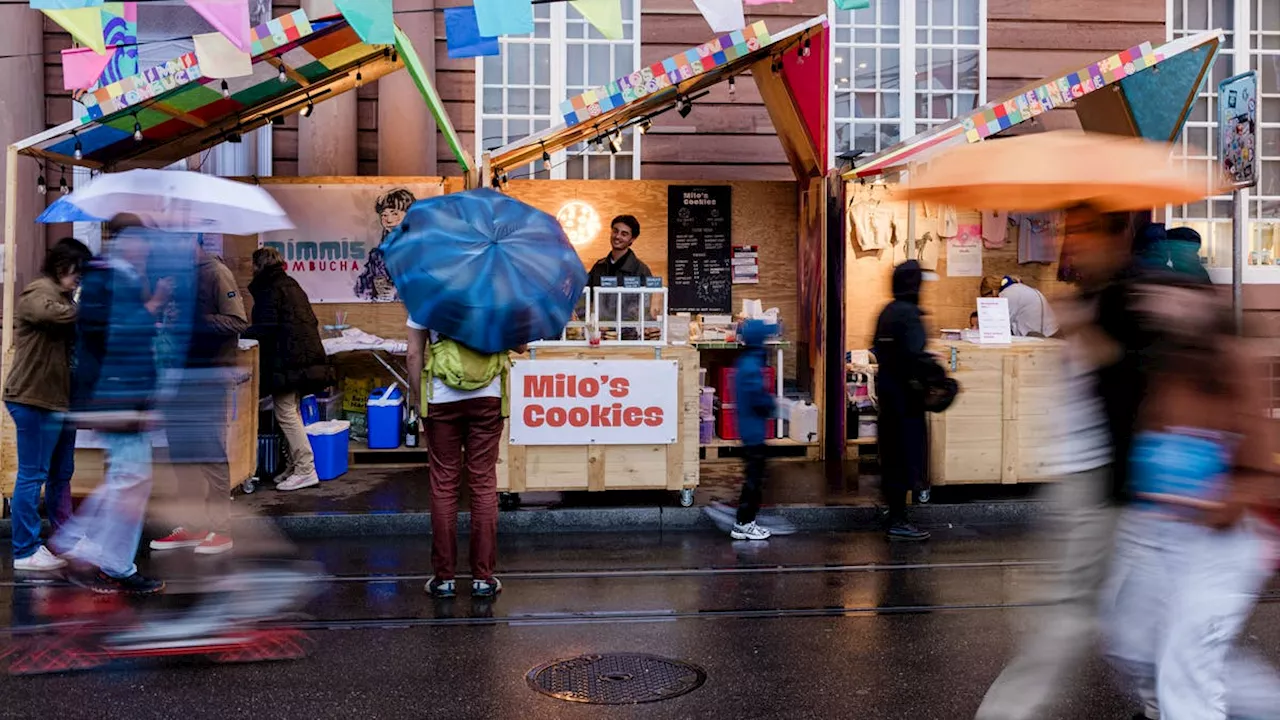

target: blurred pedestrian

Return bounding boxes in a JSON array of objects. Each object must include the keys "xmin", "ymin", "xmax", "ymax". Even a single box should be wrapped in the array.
[
  {"xmin": 245, "ymin": 247, "xmax": 332, "ymax": 492},
  {"xmin": 1102, "ymin": 278, "xmax": 1280, "ymax": 720},
  {"xmin": 976, "ymin": 206, "xmax": 1139, "ymax": 720},
  {"xmin": 4, "ymin": 238, "xmax": 91, "ymax": 571},
  {"xmin": 54, "ymin": 224, "xmax": 168, "ymax": 593},
  {"xmin": 408, "ymin": 325, "xmax": 522, "ymax": 599},
  {"xmin": 151, "ymin": 238, "xmax": 248, "ymax": 556},
  {"xmin": 728, "ymin": 319, "xmax": 778, "ymax": 541},
  {"xmin": 872, "ymin": 260, "xmax": 934, "ymax": 541}
]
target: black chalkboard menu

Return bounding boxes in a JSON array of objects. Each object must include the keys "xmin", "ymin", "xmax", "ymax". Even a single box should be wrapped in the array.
[{"xmin": 667, "ymin": 185, "xmax": 732, "ymax": 313}]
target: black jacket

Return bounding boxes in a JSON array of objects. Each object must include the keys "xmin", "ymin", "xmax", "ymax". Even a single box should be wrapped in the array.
[
  {"xmin": 872, "ymin": 261, "xmax": 934, "ymax": 493},
  {"xmin": 587, "ymin": 250, "xmax": 653, "ymax": 321},
  {"xmin": 246, "ymin": 265, "xmax": 332, "ymax": 396}
]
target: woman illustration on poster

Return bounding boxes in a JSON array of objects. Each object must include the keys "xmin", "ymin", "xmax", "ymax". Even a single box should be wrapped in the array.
[{"xmin": 354, "ymin": 188, "xmax": 416, "ymax": 302}]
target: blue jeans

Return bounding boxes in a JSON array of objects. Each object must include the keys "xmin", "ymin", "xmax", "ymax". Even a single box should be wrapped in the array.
[
  {"xmin": 5, "ymin": 402, "xmax": 74, "ymax": 560},
  {"xmin": 53, "ymin": 432, "xmax": 152, "ymax": 578}
]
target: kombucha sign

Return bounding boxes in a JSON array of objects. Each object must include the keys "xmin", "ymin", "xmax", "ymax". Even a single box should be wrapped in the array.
[{"xmin": 509, "ymin": 360, "xmax": 679, "ymax": 445}]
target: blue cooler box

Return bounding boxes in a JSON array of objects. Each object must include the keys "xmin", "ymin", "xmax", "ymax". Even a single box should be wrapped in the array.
[
  {"xmin": 306, "ymin": 420, "xmax": 350, "ymax": 480},
  {"xmin": 366, "ymin": 386, "xmax": 403, "ymax": 449}
]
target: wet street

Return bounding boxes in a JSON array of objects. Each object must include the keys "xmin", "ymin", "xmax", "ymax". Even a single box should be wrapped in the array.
[{"xmin": 2, "ymin": 524, "xmax": 1278, "ymax": 719}]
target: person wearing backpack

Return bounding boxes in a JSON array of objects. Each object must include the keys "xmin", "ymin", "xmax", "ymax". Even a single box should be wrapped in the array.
[{"xmin": 406, "ymin": 319, "xmax": 523, "ymax": 599}]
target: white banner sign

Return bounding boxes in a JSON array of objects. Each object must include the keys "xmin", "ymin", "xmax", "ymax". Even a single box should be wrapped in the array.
[
  {"xmin": 509, "ymin": 359, "xmax": 680, "ymax": 445},
  {"xmin": 259, "ymin": 183, "xmax": 444, "ymax": 303}
]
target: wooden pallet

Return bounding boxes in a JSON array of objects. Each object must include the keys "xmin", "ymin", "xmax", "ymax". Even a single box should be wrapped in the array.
[{"xmin": 700, "ymin": 438, "xmax": 819, "ymax": 462}]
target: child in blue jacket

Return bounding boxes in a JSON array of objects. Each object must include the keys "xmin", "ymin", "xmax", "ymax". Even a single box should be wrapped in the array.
[{"xmin": 731, "ymin": 320, "xmax": 777, "ymax": 540}]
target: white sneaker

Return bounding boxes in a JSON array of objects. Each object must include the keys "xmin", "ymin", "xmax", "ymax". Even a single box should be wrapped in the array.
[
  {"xmin": 276, "ymin": 473, "xmax": 320, "ymax": 491},
  {"xmin": 730, "ymin": 522, "xmax": 772, "ymax": 541},
  {"xmin": 14, "ymin": 546, "xmax": 67, "ymax": 572}
]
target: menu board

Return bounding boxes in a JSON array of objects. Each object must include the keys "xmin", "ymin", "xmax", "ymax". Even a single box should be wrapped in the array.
[{"xmin": 668, "ymin": 186, "xmax": 732, "ymax": 313}]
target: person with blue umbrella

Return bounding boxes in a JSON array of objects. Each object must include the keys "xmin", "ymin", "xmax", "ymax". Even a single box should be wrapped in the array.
[{"xmin": 385, "ymin": 189, "xmax": 586, "ymax": 600}]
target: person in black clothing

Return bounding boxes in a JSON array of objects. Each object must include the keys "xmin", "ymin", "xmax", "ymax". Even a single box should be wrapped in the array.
[
  {"xmin": 245, "ymin": 247, "xmax": 333, "ymax": 491},
  {"xmin": 587, "ymin": 215, "xmax": 652, "ymax": 330},
  {"xmin": 872, "ymin": 260, "xmax": 933, "ymax": 541}
]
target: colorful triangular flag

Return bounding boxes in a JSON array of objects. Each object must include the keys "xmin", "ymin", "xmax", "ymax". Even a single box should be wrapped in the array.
[
  {"xmin": 474, "ymin": 0, "xmax": 533, "ymax": 37},
  {"xmin": 569, "ymin": 0, "xmax": 622, "ymax": 40},
  {"xmin": 42, "ymin": 7, "xmax": 105, "ymax": 54},
  {"xmin": 692, "ymin": 0, "xmax": 744, "ymax": 33},
  {"xmin": 61, "ymin": 45, "xmax": 115, "ymax": 89},
  {"xmin": 30, "ymin": 0, "xmax": 104, "ymax": 8},
  {"xmin": 833, "ymin": 0, "xmax": 871, "ymax": 9},
  {"xmin": 193, "ymin": 31, "xmax": 252, "ymax": 78},
  {"xmin": 444, "ymin": 7, "xmax": 499, "ymax": 59},
  {"xmin": 334, "ymin": 0, "xmax": 395, "ymax": 45},
  {"xmin": 185, "ymin": 0, "xmax": 251, "ymax": 54}
]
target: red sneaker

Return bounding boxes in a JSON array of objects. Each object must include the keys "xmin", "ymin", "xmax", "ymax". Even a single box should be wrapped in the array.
[
  {"xmin": 194, "ymin": 532, "xmax": 234, "ymax": 556},
  {"xmin": 149, "ymin": 527, "xmax": 206, "ymax": 551}
]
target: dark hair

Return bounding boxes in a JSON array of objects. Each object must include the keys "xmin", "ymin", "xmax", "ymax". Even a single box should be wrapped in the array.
[
  {"xmin": 42, "ymin": 237, "xmax": 91, "ymax": 279},
  {"xmin": 376, "ymin": 188, "xmax": 416, "ymax": 215},
  {"xmin": 970, "ymin": 311, "xmax": 978, "ymax": 319},
  {"xmin": 611, "ymin": 215, "xmax": 640, "ymax": 238},
  {"xmin": 252, "ymin": 246, "xmax": 285, "ymax": 273}
]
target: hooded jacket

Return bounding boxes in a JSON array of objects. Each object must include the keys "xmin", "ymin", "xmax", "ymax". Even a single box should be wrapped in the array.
[
  {"xmin": 246, "ymin": 264, "xmax": 332, "ymax": 396},
  {"xmin": 872, "ymin": 261, "xmax": 933, "ymax": 493},
  {"xmin": 734, "ymin": 319, "xmax": 777, "ymax": 446},
  {"xmin": 3, "ymin": 276, "xmax": 78, "ymax": 412}
]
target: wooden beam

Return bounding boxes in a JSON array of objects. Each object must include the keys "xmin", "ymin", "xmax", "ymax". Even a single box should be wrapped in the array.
[
  {"xmin": 150, "ymin": 102, "xmax": 210, "ymax": 129},
  {"xmin": 264, "ymin": 56, "xmax": 312, "ymax": 88},
  {"xmin": 2, "ymin": 146, "xmax": 17, "ymax": 394}
]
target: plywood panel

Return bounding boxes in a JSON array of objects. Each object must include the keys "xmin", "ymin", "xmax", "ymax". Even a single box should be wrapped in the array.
[
  {"xmin": 641, "ymin": 135, "xmax": 790, "ymax": 165},
  {"xmin": 988, "ymin": 0, "xmax": 1164, "ymax": 22},
  {"xmin": 642, "ymin": 164, "xmax": 796, "ymax": 182},
  {"xmin": 987, "ymin": 21, "xmax": 1166, "ymax": 52},
  {"xmin": 987, "ymin": 49, "xmax": 1123, "ymax": 82}
]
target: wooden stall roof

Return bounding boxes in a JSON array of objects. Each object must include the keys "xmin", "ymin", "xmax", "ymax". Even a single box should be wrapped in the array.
[
  {"xmin": 485, "ymin": 16, "xmax": 828, "ymax": 183},
  {"xmin": 13, "ymin": 11, "xmax": 470, "ymax": 174},
  {"xmin": 846, "ymin": 29, "xmax": 1223, "ymax": 179}
]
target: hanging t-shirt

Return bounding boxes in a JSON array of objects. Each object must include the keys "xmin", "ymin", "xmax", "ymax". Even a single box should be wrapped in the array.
[
  {"xmin": 981, "ymin": 211, "xmax": 1009, "ymax": 249},
  {"xmin": 848, "ymin": 200, "xmax": 885, "ymax": 251},
  {"xmin": 1018, "ymin": 212, "xmax": 1062, "ymax": 264}
]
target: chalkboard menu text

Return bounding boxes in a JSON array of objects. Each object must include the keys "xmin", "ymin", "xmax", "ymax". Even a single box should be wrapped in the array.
[{"xmin": 668, "ymin": 185, "xmax": 732, "ymax": 313}]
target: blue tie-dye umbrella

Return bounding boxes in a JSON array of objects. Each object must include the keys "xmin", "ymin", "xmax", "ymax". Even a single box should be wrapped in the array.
[{"xmin": 382, "ymin": 189, "xmax": 587, "ymax": 354}]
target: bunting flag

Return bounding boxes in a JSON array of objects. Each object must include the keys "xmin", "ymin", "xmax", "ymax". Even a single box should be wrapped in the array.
[
  {"xmin": 833, "ymin": 0, "xmax": 870, "ymax": 9},
  {"xmin": 99, "ymin": 2, "xmax": 139, "ymax": 85},
  {"xmin": 42, "ymin": 7, "xmax": 106, "ymax": 54},
  {"xmin": 185, "ymin": 0, "xmax": 251, "ymax": 53},
  {"xmin": 692, "ymin": 0, "xmax": 744, "ymax": 33},
  {"xmin": 444, "ymin": 6, "xmax": 499, "ymax": 59},
  {"xmin": 61, "ymin": 46, "xmax": 115, "ymax": 89},
  {"xmin": 569, "ymin": 0, "xmax": 623, "ymax": 40},
  {"xmin": 334, "ymin": 0, "xmax": 395, "ymax": 45},
  {"xmin": 193, "ymin": 30, "xmax": 252, "ymax": 78},
  {"xmin": 474, "ymin": 0, "xmax": 533, "ymax": 37},
  {"xmin": 30, "ymin": 0, "xmax": 104, "ymax": 8}
]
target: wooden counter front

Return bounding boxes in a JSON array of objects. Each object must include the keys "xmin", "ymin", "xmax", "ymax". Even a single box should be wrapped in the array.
[
  {"xmin": 928, "ymin": 339, "xmax": 1062, "ymax": 486},
  {"xmin": 497, "ymin": 345, "xmax": 700, "ymax": 496}
]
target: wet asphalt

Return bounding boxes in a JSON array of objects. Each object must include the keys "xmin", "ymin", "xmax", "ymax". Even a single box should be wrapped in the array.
[{"xmin": 2, "ymin": 524, "xmax": 1278, "ymax": 719}]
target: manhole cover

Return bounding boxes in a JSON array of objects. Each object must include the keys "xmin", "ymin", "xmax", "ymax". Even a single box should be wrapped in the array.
[{"xmin": 526, "ymin": 653, "xmax": 706, "ymax": 704}]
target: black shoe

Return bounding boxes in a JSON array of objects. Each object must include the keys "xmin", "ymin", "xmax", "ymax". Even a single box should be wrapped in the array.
[
  {"xmin": 887, "ymin": 522, "xmax": 930, "ymax": 542},
  {"xmin": 425, "ymin": 576, "xmax": 456, "ymax": 598},
  {"xmin": 82, "ymin": 570, "xmax": 165, "ymax": 595},
  {"xmin": 471, "ymin": 577, "xmax": 502, "ymax": 598}
]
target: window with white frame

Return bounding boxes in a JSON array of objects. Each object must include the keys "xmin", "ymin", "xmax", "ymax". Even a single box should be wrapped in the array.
[
  {"xmin": 830, "ymin": 0, "xmax": 984, "ymax": 158},
  {"xmin": 477, "ymin": 0, "xmax": 640, "ymax": 180},
  {"xmin": 1169, "ymin": 0, "xmax": 1279, "ymax": 271}
]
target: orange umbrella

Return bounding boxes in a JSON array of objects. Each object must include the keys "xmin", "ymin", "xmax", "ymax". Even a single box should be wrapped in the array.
[{"xmin": 904, "ymin": 131, "xmax": 1215, "ymax": 212}]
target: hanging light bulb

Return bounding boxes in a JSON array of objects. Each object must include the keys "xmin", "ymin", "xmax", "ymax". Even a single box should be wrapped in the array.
[
  {"xmin": 608, "ymin": 129, "xmax": 623, "ymax": 154},
  {"xmin": 36, "ymin": 175, "xmax": 46, "ymax": 196},
  {"xmin": 355, "ymin": 70, "xmax": 363, "ymax": 88},
  {"xmin": 73, "ymin": 140, "xmax": 83, "ymax": 160},
  {"xmin": 803, "ymin": 37, "xmax": 812, "ymax": 57},
  {"xmin": 221, "ymin": 79, "xmax": 231, "ymax": 98},
  {"xmin": 637, "ymin": 117, "xmax": 653, "ymax": 135},
  {"xmin": 58, "ymin": 168, "xmax": 69, "ymax": 195},
  {"xmin": 542, "ymin": 148, "xmax": 552, "ymax": 171},
  {"xmin": 133, "ymin": 116, "xmax": 143, "ymax": 142},
  {"xmin": 728, "ymin": 77, "xmax": 737, "ymax": 100},
  {"xmin": 300, "ymin": 95, "xmax": 314, "ymax": 118},
  {"xmin": 677, "ymin": 95, "xmax": 692, "ymax": 119},
  {"xmin": 797, "ymin": 44, "xmax": 805, "ymax": 64},
  {"xmin": 278, "ymin": 66, "xmax": 288, "ymax": 82}
]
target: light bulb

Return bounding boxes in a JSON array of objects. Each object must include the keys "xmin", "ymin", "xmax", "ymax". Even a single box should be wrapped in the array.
[
  {"xmin": 36, "ymin": 175, "xmax": 46, "ymax": 195},
  {"xmin": 73, "ymin": 142, "xmax": 83, "ymax": 160},
  {"xmin": 221, "ymin": 80, "xmax": 230, "ymax": 98},
  {"xmin": 278, "ymin": 66, "xmax": 288, "ymax": 82},
  {"xmin": 133, "ymin": 122, "xmax": 143, "ymax": 142},
  {"xmin": 542, "ymin": 150, "xmax": 552, "ymax": 171},
  {"xmin": 355, "ymin": 70, "xmax": 363, "ymax": 87},
  {"xmin": 728, "ymin": 77, "xmax": 736, "ymax": 99},
  {"xmin": 59, "ymin": 177, "xmax": 69, "ymax": 194}
]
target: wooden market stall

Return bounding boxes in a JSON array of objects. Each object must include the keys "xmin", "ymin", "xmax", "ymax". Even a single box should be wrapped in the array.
[
  {"xmin": 838, "ymin": 30, "xmax": 1222, "ymax": 486},
  {"xmin": 0, "ymin": 8, "xmax": 470, "ymax": 501}
]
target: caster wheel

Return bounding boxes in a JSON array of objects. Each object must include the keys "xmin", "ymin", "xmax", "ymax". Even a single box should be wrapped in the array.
[
  {"xmin": 242, "ymin": 479, "xmax": 257, "ymax": 495},
  {"xmin": 679, "ymin": 489, "xmax": 695, "ymax": 507},
  {"xmin": 499, "ymin": 493, "xmax": 521, "ymax": 511},
  {"xmin": 917, "ymin": 489, "xmax": 931, "ymax": 504}
]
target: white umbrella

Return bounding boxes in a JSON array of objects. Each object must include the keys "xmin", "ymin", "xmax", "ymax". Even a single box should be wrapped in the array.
[{"xmin": 40, "ymin": 169, "xmax": 293, "ymax": 234}]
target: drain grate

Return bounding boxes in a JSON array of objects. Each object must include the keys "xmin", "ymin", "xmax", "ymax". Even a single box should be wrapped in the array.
[{"xmin": 526, "ymin": 653, "xmax": 707, "ymax": 705}]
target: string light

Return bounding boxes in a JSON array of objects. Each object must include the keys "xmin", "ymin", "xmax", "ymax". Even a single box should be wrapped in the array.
[
  {"xmin": 355, "ymin": 70, "xmax": 363, "ymax": 87},
  {"xmin": 73, "ymin": 140, "xmax": 83, "ymax": 160},
  {"xmin": 802, "ymin": 37, "xmax": 812, "ymax": 57},
  {"xmin": 541, "ymin": 143, "xmax": 552, "ymax": 171},
  {"xmin": 36, "ymin": 174, "xmax": 46, "ymax": 195},
  {"xmin": 278, "ymin": 66, "xmax": 288, "ymax": 82},
  {"xmin": 607, "ymin": 129, "xmax": 623, "ymax": 154},
  {"xmin": 300, "ymin": 94, "xmax": 314, "ymax": 118},
  {"xmin": 58, "ymin": 167, "xmax": 68, "ymax": 195},
  {"xmin": 728, "ymin": 76, "xmax": 736, "ymax": 99},
  {"xmin": 636, "ymin": 117, "xmax": 652, "ymax": 134},
  {"xmin": 221, "ymin": 79, "xmax": 230, "ymax": 98},
  {"xmin": 132, "ymin": 113, "xmax": 143, "ymax": 142}
]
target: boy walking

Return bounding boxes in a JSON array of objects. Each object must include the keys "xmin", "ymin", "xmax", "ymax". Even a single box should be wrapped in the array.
[{"xmin": 730, "ymin": 320, "xmax": 777, "ymax": 541}]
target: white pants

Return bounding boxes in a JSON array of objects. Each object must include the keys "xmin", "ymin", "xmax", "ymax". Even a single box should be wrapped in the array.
[{"xmin": 1102, "ymin": 510, "xmax": 1278, "ymax": 720}]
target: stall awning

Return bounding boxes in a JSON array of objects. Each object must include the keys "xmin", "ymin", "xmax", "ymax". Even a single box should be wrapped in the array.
[
  {"xmin": 486, "ymin": 16, "xmax": 831, "ymax": 183},
  {"xmin": 15, "ymin": 10, "xmax": 470, "ymax": 174},
  {"xmin": 847, "ymin": 30, "xmax": 1222, "ymax": 179}
]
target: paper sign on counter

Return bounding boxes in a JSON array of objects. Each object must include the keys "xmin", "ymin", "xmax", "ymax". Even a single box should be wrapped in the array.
[{"xmin": 977, "ymin": 298, "xmax": 1012, "ymax": 345}]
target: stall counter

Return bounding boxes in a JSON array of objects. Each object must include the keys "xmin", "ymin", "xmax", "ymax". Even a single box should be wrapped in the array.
[{"xmin": 928, "ymin": 338, "xmax": 1063, "ymax": 485}]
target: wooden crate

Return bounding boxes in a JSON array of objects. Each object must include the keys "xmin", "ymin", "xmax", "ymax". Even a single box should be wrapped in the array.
[
  {"xmin": 928, "ymin": 340, "xmax": 1063, "ymax": 486},
  {"xmin": 497, "ymin": 345, "xmax": 700, "ymax": 493}
]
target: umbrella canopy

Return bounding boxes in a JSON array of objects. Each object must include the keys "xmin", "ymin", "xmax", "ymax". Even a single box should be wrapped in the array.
[
  {"xmin": 383, "ymin": 189, "xmax": 587, "ymax": 354},
  {"xmin": 904, "ymin": 131, "xmax": 1214, "ymax": 212},
  {"xmin": 38, "ymin": 169, "xmax": 293, "ymax": 234}
]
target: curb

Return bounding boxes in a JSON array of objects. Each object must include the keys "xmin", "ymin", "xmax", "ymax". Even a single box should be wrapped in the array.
[{"xmin": 0, "ymin": 501, "xmax": 1046, "ymax": 539}]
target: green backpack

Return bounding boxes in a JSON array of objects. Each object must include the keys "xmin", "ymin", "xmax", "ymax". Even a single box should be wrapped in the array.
[{"xmin": 423, "ymin": 337, "xmax": 510, "ymax": 417}]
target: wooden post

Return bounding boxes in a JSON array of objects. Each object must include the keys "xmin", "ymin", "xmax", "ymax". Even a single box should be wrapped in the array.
[{"xmin": 2, "ymin": 145, "xmax": 19, "ymax": 392}]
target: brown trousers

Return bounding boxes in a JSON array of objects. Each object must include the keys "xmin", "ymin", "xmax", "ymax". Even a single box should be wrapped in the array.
[{"xmin": 425, "ymin": 397, "xmax": 503, "ymax": 581}]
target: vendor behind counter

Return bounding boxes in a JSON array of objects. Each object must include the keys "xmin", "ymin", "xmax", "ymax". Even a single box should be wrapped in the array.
[{"xmin": 980, "ymin": 275, "xmax": 1059, "ymax": 338}]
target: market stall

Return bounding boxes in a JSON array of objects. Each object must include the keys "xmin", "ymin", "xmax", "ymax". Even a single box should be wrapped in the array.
[
  {"xmin": 838, "ymin": 30, "xmax": 1222, "ymax": 485},
  {"xmin": 477, "ymin": 16, "xmax": 835, "ymax": 498},
  {"xmin": 0, "ymin": 8, "xmax": 470, "ymax": 500}
]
